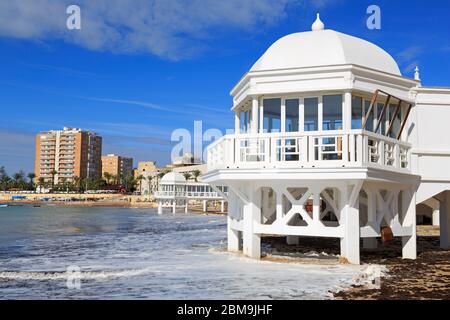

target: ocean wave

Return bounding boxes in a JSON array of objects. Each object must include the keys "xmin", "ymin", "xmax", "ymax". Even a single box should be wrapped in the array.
[{"xmin": 0, "ymin": 267, "xmax": 153, "ymax": 281}]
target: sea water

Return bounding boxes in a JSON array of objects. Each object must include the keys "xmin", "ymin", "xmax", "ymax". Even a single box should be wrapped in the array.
[{"xmin": 0, "ymin": 206, "xmax": 366, "ymax": 299}]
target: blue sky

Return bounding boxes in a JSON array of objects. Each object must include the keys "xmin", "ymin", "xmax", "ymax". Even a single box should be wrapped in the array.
[{"xmin": 0, "ymin": 0, "xmax": 449, "ymax": 174}]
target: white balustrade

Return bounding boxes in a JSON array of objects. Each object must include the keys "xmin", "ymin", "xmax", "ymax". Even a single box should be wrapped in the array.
[{"xmin": 207, "ymin": 130, "xmax": 411, "ymax": 172}]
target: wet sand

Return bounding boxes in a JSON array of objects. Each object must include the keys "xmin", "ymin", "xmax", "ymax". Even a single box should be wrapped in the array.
[{"xmin": 262, "ymin": 226, "xmax": 450, "ymax": 300}]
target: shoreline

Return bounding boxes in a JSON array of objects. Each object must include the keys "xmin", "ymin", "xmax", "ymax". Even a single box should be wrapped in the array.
[{"xmin": 259, "ymin": 226, "xmax": 449, "ymax": 300}]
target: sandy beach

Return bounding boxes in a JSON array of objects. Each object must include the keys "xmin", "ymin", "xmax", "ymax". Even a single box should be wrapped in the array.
[{"xmin": 261, "ymin": 226, "xmax": 449, "ymax": 300}]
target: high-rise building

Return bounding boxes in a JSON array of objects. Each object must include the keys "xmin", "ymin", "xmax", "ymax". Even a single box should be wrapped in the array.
[
  {"xmin": 34, "ymin": 127, "xmax": 102, "ymax": 185},
  {"xmin": 101, "ymin": 154, "xmax": 133, "ymax": 179}
]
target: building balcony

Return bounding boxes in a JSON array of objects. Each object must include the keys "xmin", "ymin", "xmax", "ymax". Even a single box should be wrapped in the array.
[
  {"xmin": 154, "ymin": 191, "xmax": 224, "ymax": 199},
  {"xmin": 207, "ymin": 130, "xmax": 411, "ymax": 174}
]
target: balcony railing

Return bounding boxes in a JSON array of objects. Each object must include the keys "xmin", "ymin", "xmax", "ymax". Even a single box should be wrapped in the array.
[
  {"xmin": 207, "ymin": 130, "xmax": 411, "ymax": 172},
  {"xmin": 154, "ymin": 191, "xmax": 225, "ymax": 199}
]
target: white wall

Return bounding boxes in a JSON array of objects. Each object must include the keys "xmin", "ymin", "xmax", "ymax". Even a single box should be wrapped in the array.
[{"xmin": 411, "ymin": 87, "xmax": 450, "ymax": 202}]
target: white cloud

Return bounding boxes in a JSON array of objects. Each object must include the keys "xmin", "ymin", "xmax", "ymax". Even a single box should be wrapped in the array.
[{"xmin": 0, "ymin": 0, "xmax": 312, "ymax": 60}]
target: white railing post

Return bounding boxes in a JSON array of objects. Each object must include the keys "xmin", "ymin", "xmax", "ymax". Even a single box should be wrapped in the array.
[
  {"xmin": 342, "ymin": 133, "xmax": 349, "ymax": 163},
  {"xmin": 270, "ymin": 136, "xmax": 277, "ymax": 163},
  {"xmin": 301, "ymin": 136, "xmax": 308, "ymax": 164},
  {"xmin": 379, "ymin": 140, "xmax": 385, "ymax": 166},
  {"xmin": 394, "ymin": 143, "xmax": 400, "ymax": 169},
  {"xmin": 235, "ymin": 137, "xmax": 241, "ymax": 166},
  {"xmin": 349, "ymin": 133, "xmax": 355, "ymax": 163},
  {"xmin": 356, "ymin": 134, "xmax": 363, "ymax": 165},
  {"xmin": 308, "ymin": 135, "xmax": 315, "ymax": 164}
]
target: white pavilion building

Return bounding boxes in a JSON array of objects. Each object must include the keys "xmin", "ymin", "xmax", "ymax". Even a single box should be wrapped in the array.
[
  {"xmin": 203, "ymin": 15, "xmax": 450, "ymax": 264},
  {"xmin": 155, "ymin": 172, "xmax": 227, "ymax": 214}
]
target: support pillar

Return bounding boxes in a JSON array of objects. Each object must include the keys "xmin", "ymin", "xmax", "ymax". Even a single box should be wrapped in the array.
[
  {"xmin": 221, "ymin": 200, "xmax": 225, "ymax": 213},
  {"xmin": 234, "ymin": 112, "xmax": 240, "ymax": 135},
  {"xmin": 363, "ymin": 238, "xmax": 377, "ymax": 249},
  {"xmin": 402, "ymin": 188, "xmax": 417, "ymax": 259},
  {"xmin": 172, "ymin": 200, "xmax": 176, "ymax": 214},
  {"xmin": 158, "ymin": 201, "xmax": 163, "ymax": 215},
  {"xmin": 203, "ymin": 200, "xmax": 207, "ymax": 212},
  {"xmin": 251, "ymin": 97, "xmax": 259, "ymax": 134},
  {"xmin": 340, "ymin": 184, "xmax": 361, "ymax": 264},
  {"xmin": 439, "ymin": 191, "xmax": 450, "ymax": 249},
  {"xmin": 227, "ymin": 216, "xmax": 241, "ymax": 252},
  {"xmin": 185, "ymin": 200, "xmax": 188, "ymax": 213},
  {"xmin": 243, "ymin": 187, "xmax": 261, "ymax": 259},
  {"xmin": 433, "ymin": 209, "xmax": 440, "ymax": 227}
]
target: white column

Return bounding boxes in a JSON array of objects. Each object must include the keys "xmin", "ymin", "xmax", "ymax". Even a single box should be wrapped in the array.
[
  {"xmin": 439, "ymin": 191, "xmax": 450, "ymax": 249},
  {"xmin": 433, "ymin": 209, "xmax": 440, "ymax": 227},
  {"xmin": 363, "ymin": 238, "xmax": 377, "ymax": 249},
  {"xmin": 343, "ymin": 91, "xmax": 352, "ymax": 131},
  {"xmin": 203, "ymin": 200, "xmax": 207, "ymax": 212},
  {"xmin": 243, "ymin": 188, "xmax": 261, "ymax": 259},
  {"xmin": 227, "ymin": 216, "xmax": 241, "ymax": 252},
  {"xmin": 172, "ymin": 200, "xmax": 176, "ymax": 214},
  {"xmin": 221, "ymin": 200, "xmax": 225, "ymax": 213},
  {"xmin": 259, "ymin": 100, "xmax": 264, "ymax": 134},
  {"xmin": 251, "ymin": 97, "xmax": 259, "ymax": 135},
  {"xmin": 340, "ymin": 184, "xmax": 360, "ymax": 264},
  {"xmin": 234, "ymin": 112, "xmax": 240, "ymax": 135},
  {"xmin": 318, "ymin": 96, "xmax": 323, "ymax": 131},
  {"xmin": 185, "ymin": 200, "xmax": 188, "ymax": 213},
  {"xmin": 158, "ymin": 201, "xmax": 163, "ymax": 215},
  {"xmin": 286, "ymin": 236, "xmax": 300, "ymax": 245},
  {"xmin": 281, "ymin": 98, "xmax": 286, "ymax": 133},
  {"xmin": 402, "ymin": 188, "xmax": 417, "ymax": 259}
]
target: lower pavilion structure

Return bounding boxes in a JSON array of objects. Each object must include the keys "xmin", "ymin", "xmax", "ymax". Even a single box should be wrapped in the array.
[{"xmin": 203, "ymin": 15, "xmax": 450, "ymax": 264}]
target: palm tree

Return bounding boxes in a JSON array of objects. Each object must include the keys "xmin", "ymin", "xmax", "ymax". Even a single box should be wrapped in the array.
[
  {"xmin": 50, "ymin": 170, "xmax": 57, "ymax": 189},
  {"xmin": 27, "ymin": 173, "xmax": 36, "ymax": 190},
  {"xmin": 192, "ymin": 170, "xmax": 201, "ymax": 182},
  {"xmin": 157, "ymin": 172, "xmax": 166, "ymax": 180},
  {"xmin": 13, "ymin": 171, "xmax": 26, "ymax": 190},
  {"xmin": 73, "ymin": 176, "xmax": 81, "ymax": 193},
  {"xmin": 146, "ymin": 175, "xmax": 153, "ymax": 191},
  {"xmin": 183, "ymin": 172, "xmax": 192, "ymax": 181},
  {"xmin": 104, "ymin": 172, "xmax": 112, "ymax": 185},
  {"xmin": 0, "ymin": 166, "xmax": 9, "ymax": 191},
  {"xmin": 136, "ymin": 174, "xmax": 144, "ymax": 194}
]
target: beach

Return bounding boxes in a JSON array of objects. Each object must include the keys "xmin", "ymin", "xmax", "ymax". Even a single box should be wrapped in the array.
[{"xmin": 259, "ymin": 226, "xmax": 449, "ymax": 299}]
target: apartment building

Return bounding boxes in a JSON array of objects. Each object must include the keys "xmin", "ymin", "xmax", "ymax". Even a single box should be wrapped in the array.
[
  {"xmin": 101, "ymin": 154, "xmax": 133, "ymax": 179},
  {"xmin": 35, "ymin": 127, "xmax": 102, "ymax": 185}
]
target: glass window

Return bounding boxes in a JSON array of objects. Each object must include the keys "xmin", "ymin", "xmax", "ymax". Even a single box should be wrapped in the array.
[
  {"xmin": 377, "ymin": 102, "xmax": 386, "ymax": 135},
  {"xmin": 323, "ymin": 95, "xmax": 343, "ymax": 130},
  {"xmin": 240, "ymin": 109, "xmax": 253, "ymax": 133},
  {"xmin": 263, "ymin": 98, "xmax": 281, "ymax": 133},
  {"xmin": 285, "ymin": 99, "xmax": 299, "ymax": 132},
  {"xmin": 364, "ymin": 100, "xmax": 374, "ymax": 132},
  {"xmin": 352, "ymin": 96, "xmax": 363, "ymax": 129},
  {"xmin": 304, "ymin": 97, "xmax": 318, "ymax": 131}
]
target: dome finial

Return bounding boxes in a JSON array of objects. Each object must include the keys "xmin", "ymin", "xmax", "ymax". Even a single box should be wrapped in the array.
[
  {"xmin": 414, "ymin": 66, "xmax": 421, "ymax": 81},
  {"xmin": 312, "ymin": 13, "xmax": 325, "ymax": 31}
]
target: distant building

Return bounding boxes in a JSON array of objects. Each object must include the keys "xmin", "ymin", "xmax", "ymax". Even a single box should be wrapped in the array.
[
  {"xmin": 35, "ymin": 127, "xmax": 102, "ymax": 185},
  {"xmin": 135, "ymin": 161, "xmax": 159, "ymax": 195},
  {"xmin": 101, "ymin": 154, "xmax": 133, "ymax": 178}
]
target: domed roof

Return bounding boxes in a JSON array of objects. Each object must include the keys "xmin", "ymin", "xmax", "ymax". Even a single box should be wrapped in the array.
[
  {"xmin": 160, "ymin": 172, "xmax": 186, "ymax": 184},
  {"xmin": 251, "ymin": 29, "xmax": 401, "ymax": 76}
]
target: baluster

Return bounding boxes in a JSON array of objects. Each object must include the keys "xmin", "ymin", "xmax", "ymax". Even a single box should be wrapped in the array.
[
  {"xmin": 349, "ymin": 133, "xmax": 355, "ymax": 163},
  {"xmin": 308, "ymin": 135, "xmax": 315, "ymax": 164},
  {"xmin": 300, "ymin": 136, "xmax": 307, "ymax": 164},
  {"xmin": 379, "ymin": 140, "xmax": 385, "ymax": 166},
  {"xmin": 394, "ymin": 143, "xmax": 400, "ymax": 168},
  {"xmin": 342, "ymin": 133, "xmax": 349, "ymax": 162}
]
